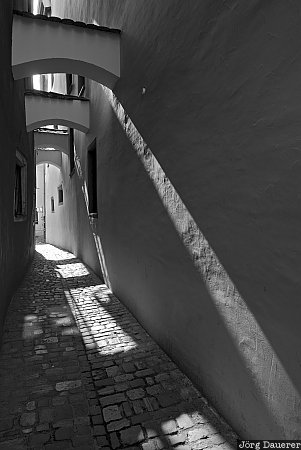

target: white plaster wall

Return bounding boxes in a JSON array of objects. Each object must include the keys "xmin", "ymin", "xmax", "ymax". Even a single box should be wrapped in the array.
[
  {"xmin": 35, "ymin": 163, "xmax": 45, "ymax": 236},
  {"xmin": 45, "ymin": 156, "xmax": 101, "ymax": 275},
  {"xmin": 45, "ymin": 164, "xmax": 64, "ymax": 246}
]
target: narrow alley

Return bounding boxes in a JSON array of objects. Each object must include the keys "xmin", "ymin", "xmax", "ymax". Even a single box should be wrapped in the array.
[{"xmin": 0, "ymin": 244, "xmax": 237, "ymax": 450}]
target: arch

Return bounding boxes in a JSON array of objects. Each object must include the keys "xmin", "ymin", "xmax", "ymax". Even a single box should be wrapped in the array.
[
  {"xmin": 12, "ymin": 12, "xmax": 120, "ymax": 89},
  {"xmin": 34, "ymin": 129, "xmax": 69, "ymax": 155},
  {"xmin": 36, "ymin": 150, "xmax": 62, "ymax": 169},
  {"xmin": 25, "ymin": 92, "xmax": 89, "ymax": 133},
  {"xmin": 36, "ymin": 160, "xmax": 61, "ymax": 170}
]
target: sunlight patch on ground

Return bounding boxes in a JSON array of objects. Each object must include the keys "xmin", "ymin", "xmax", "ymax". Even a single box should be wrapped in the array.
[
  {"xmin": 64, "ymin": 285, "xmax": 138, "ymax": 356},
  {"xmin": 22, "ymin": 314, "xmax": 43, "ymax": 339},
  {"xmin": 56, "ymin": 262, "xmax": 89, "ymax": 278},
  {"xmin": 36, "ymin": 244, "xmax": 75, "ymax": 261}
]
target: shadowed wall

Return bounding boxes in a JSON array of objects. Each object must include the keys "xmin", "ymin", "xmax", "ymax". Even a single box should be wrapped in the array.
[
  {"xmin": 0, "ymin": 2, "xmax": 35, "ymax": 340},
  {"xmin": 49, "ymin": 0, "xmax": 301, "ymax": 438}
]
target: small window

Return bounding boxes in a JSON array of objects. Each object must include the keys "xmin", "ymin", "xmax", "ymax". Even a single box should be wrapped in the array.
[
  {"xmin": 51, "ymin": 196, "xmax": 55, "ymax": 213},
  {"xmin": 87, "ymin": 140, "xmax": 97, "ymax": 215},
  {"xmin": 66, "ymin": 74, "xmax": 73, "ymax": 95},
  {"xmin": 69, "ymin": 128, "xmax": 75, "ymax": 174},
  {"xmin": 44, "ymin": 6, "xmax": 51, "ymax": 17},
  {"xmin": 14, "ymin": 151, "xmax": 27, "ymax": 221},
  {"xmin": 78, "ymin": 76, "xmax": 85, "ymax": 96},
  {"xmin": 58, "ymin": 185, "xmax": 63, "ymax": 205}
]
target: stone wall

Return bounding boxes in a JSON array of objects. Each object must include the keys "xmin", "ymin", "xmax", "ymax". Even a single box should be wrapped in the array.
[
  {"xmin": 0, "ymin": 2, "xmax": 35, "ymax": 339},
  {"xmin": 50, "ymin": 0, "xmax": 301, "ymax": 438}
]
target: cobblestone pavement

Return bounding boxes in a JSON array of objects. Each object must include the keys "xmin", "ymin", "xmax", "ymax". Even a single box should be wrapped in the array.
[{"xmin": 0, "ymin": 244, "xmax": 237, "ymax": 450}]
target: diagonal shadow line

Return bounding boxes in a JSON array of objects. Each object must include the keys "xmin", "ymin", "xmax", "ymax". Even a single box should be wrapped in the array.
[{"xmin": 97, "ymin": 87, "xmax": 300, "ymax": 435}]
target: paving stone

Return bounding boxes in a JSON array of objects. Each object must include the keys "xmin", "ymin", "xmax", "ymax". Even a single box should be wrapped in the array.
[
  {"xmin": 144, "ymin": 421, "xmax": 162, "ymax": 439},
  {"xmin": 177, "ymin": 413, "xmax": 194, "ymax": 429},
  {"xmin": 115, "ymin": 374, "xmax": 134, "ymax": 383},
  {"xmin": 0, "ymin": 244, "xmax": 237, "ymax": 450},
  {"xmin": 168, "ymin": 433, "xmax": 187, "ymax": 446},
  {"xmin": 95, "ymin": 435, "xmax": 109, "ymax": 446},
  {"xmin": 130, "ymin": 378, "xmax": 145, "ymax": 388},
  {"xmin": 97, "ymin": 386, "xmax": 115, "ymax": 396},
  {"xmin": 26, "ymin": 401, "xmax": 36, "ymax": 411},
  {"xmin": 161, "ymin": 418, "xmax": 177, "ymax": 434},
  {"xmin": 120, "ymin": 425, "xmax": 144, "ymax": 445},
  {"xmin": 106, "ymin": 366, "xmax": 119, "ymax": 377},
  {"xmin": 92, "ymin": 415, "xmax": 103, "ymax": 425},
  {"xmin": 99, "ymin": 393, "xmax": 126, "ymax": 407},
  {"xmin": 122, "ymin": 401, "xmax": 133, "ymax": 417},
  {"xmin": 55, "ymin": 380, "xmax": 82, "ymax": 391},
  {"xmin": 146, "ymin": 385, "xmax": 162, "ymax": 396},
  {"xmin": 110, "ymin": 432, "xmax": 120, "ymax": 449},
  {"xmin": 103, "ymin": 405, "xmax": 122, "ymax": 422},
  {"xmin": 107, "ymin": 417, "xmax": 130, "ymax": 431},
  {"xmin": 20, "ymin": 412, "xmax": 36, "ymax": 427},
  {"xmin": 127, "ymin": 388, "xmax": 146, "ymax": 400},
  {"xmin": 89, "ymin": 405, "xmax": 101, "ymax": 416}
]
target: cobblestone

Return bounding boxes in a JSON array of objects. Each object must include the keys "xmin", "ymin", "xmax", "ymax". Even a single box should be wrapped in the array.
[{"xmin": 0, "ymin": 244, "xmax": 237, "ymax": 449}]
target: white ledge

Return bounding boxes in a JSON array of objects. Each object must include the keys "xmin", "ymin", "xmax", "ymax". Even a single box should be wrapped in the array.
[
  {"xmin": 36, "ymin": 149, "xmax": 62, "ymax": 168},
  {"xmin": 25, "ymin": 93, "xmax": 90, "ymax": 133},
  {"xmin": 12, "ymin": 13, "xmax": 120, "ymax": 89},
  {"xmin": 34, "ymin": 129, "xmax": 69, "ymax": 155}
]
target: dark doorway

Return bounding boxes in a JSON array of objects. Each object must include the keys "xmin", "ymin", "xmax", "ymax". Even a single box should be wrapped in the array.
[{"xmin": 87, "ymin": 140, "xmax": 98, "ymax": 215}]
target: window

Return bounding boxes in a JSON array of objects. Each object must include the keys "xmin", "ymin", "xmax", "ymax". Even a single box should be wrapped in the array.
[
  {"xmin": 14, "ymin": 151, "xmax": 27, "ymax": 221},
  {"xmin": 87, "ymin": 140, "xmax": 97, "ymax": 215},
  {"xmin": 78, "ymin": 76, "xmax": 85, "ymax": 96},
  {"xmin": 69, "ymin": 128, "xmax": 75, "ymax": 174},
  {"xmin": 58, "ymin": 185, "xmax": 63, "ymax": 205},
  {"xmin": 66, "ymin": 74, "xmax": 73, "ymax": 95},
  {"xmin": 44, "ymin": 6, "xmax": 51, "ymax": 17},
  {"xmin": 51, "ymin": 196, "xmax": 55, "ymax": 213}
]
